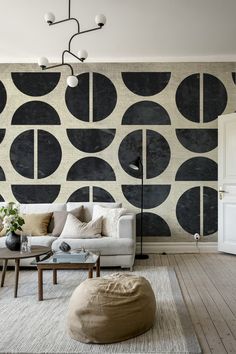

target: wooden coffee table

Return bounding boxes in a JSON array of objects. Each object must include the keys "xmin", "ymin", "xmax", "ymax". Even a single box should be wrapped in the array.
[
  {"xmin": 0, "ymin": 246, "xmax": 52, "ymax": 298},
  {"xmin": 36, "ymin": 252, "xmax": 100, "ymax": 301}
]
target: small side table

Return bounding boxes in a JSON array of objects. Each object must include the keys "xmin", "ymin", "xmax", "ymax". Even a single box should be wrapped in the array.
[
  {"xmin": 36, "ymin": 253, "xmax": 100, "ymax": 301},
  {"xmin": 0, "ymin": 246, "xmax": 52, "ymax": 298}
]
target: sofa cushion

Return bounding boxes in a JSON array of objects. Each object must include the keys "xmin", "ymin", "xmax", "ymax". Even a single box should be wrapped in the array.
[
  {"xmin": 66, "ymin": 203, "xmax": 122, "ymax": 223},
  {"xmin": 19, "ymin": 203, "xmax": 66, "ymax": 233},
  {"xmin": 52, "ymin": 207, "xmax": 83, "ymax": 236},
  {"xmin": 93, "ymin": 205, "xmax": 126, "ymax": 238},
  {"xmin": 52, "ymin": 237, "xmax": 134, "ymax": 256},
  {"xmin": 60, "ymin": 214, "xmax": 102, "ymax": 239},
  {"xmin": 0, "ymin": 212, "xmax": 53, "ymax": 237},
  {"xmin": 21, "ymin": 212, "xmax": 53, "ymax": 236}
]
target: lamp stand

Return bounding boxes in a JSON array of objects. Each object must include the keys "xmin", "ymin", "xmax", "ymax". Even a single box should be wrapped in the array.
[{"xmin": 135, "ymin": 161, "xmax": 149, "ymax": 260}]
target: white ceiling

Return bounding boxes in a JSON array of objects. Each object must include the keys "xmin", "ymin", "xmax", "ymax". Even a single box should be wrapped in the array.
[{"xmin": 1, "ymin": 0, "xmax": 236, "ymax": 62}]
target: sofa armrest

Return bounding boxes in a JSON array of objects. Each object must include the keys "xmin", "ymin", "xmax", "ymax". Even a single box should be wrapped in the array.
[{"xmin": 118, "ymin": 214, "xmax": 136, "ymax": 240}]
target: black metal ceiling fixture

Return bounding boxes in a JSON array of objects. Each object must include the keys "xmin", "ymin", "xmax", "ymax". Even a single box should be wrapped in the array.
[{"xmin": 37, "ymin": 0, "xmax": 106, "ymax": 87}]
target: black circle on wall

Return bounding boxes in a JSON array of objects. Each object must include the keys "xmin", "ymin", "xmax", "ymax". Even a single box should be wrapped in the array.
[
  {"xmin": 118, "ymin": 129, "xmax": 171, "ymax": 179},
  {"xmin": 65, "ymin": 72, "xmax": 117, "ymax": 122},
  {"xmin": 176, "ymin": 186, "xmax": 217, "ymax": 236},
  {"xmin": 176, "ymin": 73, "xmax": 227, "ymax": 122},
  {"xmin": 10, "ymin": 129, "xmax": 62, "ymax": 179}
]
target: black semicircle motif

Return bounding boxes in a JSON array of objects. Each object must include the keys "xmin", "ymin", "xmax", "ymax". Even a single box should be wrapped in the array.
[
  {"xmin": 93, "ymin": 187, "xmax": 115, "ymax": 202},
  {"xmin": 10, "ymin": 130, "xmax": 34, "ymax": 179},
  {"xmin": 0, "ymin": 195, "xmax": 4, "ymax": 202},
  {"xmin": 203, "ymin": 73, "xmax": 227, "ymax": 122},
  {"xmin": 122, "ymin": 72, "xmax": 171, "ymax": 96},
  {"xmin": 175, "ymin": 157, "xmax": 217, "ymax": 181},
  {"xmin": 176, "ymin": 187, "xmax": 200, "ymax": 234},
  {"xmin": 93, "ymin": 73, "xmax": 117, "ymax": 121},
  {"xmin": 11, "ymin": 185, "xmax": 60, "ymax": 203},
  {"xmin": 176, "ymin": 73, "xmax": 200, "ymax": 122},
  {"xmin": 67, "ymin": 129, "xmax": 116, "ymax": 153},
  {"xmin": 37, "ymin": 130, "xmax": 62, "ymax": 179},
  {"xmin": 176, "ymin": 129, "xmax": 218, "ymax": 153},
  {"xmin": 0, "ymin": 129, "xmax": 6, "ymax": 144},
  {"xmin": 0, "ymin": 80, "xmax": 7, "ymax": 114},
  {"xmin": 203, "ymin": 187, "xmax": 218, "ymax": 236},
  {"xmin": 122, "ymin": 101, "xmax": 171, "ymax": 125},
  {"xmin": 136, "ymin": 212, "xmax": 171, "ymax": 236},
  {"xmin": 67, "ymin": 157, "xmax": 116, "ymax": 181},
  {"xmin": 232, "ymin": 73, "xmax": 236, "ymax": 85},
  {"xmin": 0, "ymin": 167, "xmax": 6, "ymax": 180},
  {"xmin": 67, "ymin": 187, "xmax": 89, "ymax": 202},
  {"xmin": 11, "ymin": 73, "xmax": 60, "ymax": 96},
  {"xmin": 122, "ymin": 185, "xmax": 171, "ymax": 209},
  {"xmin": 146, "ymin": 130, "xmax": 171, "ymax": 179},
  {"xmin": 12, "ymin": 101, "xmax": 60, "ymax": 125},
  {"xmin": 65, "ymin": 73, "xmax": 89, "ymax": 121},
  {"xmin": 118, "ymin": 130, "xmax": 142, "ymax": 179}
]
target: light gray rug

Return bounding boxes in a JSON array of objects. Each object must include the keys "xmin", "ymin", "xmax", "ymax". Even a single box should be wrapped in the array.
[{"xmin": 0, "ymin": 266, "xmax": 201, "ymax": 354}]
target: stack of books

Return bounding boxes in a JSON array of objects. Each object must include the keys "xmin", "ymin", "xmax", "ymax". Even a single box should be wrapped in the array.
[{"xmin": 52, "ymin": 250, "xmax": 89, "ymax": 263}]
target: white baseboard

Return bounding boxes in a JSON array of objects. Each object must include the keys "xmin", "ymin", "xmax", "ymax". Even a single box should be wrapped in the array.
[{"xmin": 136, "ymin": 242, "xmax": 218, "ymax": 254}]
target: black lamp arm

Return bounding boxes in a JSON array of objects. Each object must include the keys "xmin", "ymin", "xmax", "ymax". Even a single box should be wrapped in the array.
[
  {"xmin": 49, "ymin": 17, "xmax": 80, "ymax": 33},
  {"xmin": 68, "ymin": 26, "xmax": 101, "ymax": 52},
  {"xmin": 62, "ymin": 50, "xmax": 83, "ymax": 63},
  {"xmin": 42, "ymin": 62, "xmax": 74, "ymax": 76}
]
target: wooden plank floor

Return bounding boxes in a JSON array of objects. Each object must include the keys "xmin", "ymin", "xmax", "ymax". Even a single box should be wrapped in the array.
[{"xmin": 136, "ymin": 253, "xmax": 236, "ymax": 354}]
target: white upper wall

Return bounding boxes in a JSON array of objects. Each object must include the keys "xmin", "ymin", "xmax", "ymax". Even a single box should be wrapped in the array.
[{"xmin": 1, "ymin": 0, "xmax": 236, "ymax": 62}]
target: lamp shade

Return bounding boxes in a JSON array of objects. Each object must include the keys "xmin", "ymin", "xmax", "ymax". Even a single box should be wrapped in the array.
[
  {"xmin": 78, "ymin": 50, "xmax": 88, "ymax": 61},
  {"xmin": 38, "ymin": 57, "xmax": 49, "ymax": 68},
  {"xmin": 129, "ymin": 157, "xmax": 142, "ymax": 171},
  {"xmin": 44, "ymin": 12, "xmax": 55, "ymax": 24},
  {"xmin": 95, "ymin": 14, "xmax": 106, "ymax": 27},
  {"xmin": 67, "ymin": 75, "xmax": 78, "ymax": 88}
]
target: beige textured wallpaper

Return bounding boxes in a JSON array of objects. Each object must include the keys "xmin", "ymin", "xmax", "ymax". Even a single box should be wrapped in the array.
[{"xmin": 0, "ymin": 62, "xmax": 235, "ymax": 242}]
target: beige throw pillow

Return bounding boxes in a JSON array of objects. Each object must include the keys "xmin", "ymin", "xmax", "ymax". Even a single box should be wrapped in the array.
[
  {"xmin": 20, "ymin": 212, "xmax": 52, "ymax": 236},
  {"xmin": 0, "ymin": 212, "xmax": 52, "ymax": 236},
  {"xmin": 60, "ymin": 214, "xmax": 102, "ymax": 239},
  {"xmin": 92, "ymin": 205, "xmax": 126, "ymax": 238},
  {"xmin": 51, "ymin": 206, "xmax": 83, "ymax": 236}
]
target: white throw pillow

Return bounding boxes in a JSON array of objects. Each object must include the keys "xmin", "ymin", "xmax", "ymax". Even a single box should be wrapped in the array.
[
  {"xmin": 60, "ymin": 214, "xmax": 102, "ymax": 239},
  {"xmin": 92, "ymin": 205, "xmax": 126, "ymax": 238}
]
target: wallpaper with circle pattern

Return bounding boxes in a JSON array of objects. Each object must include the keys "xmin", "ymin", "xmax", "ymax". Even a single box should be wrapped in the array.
[{"xmin": 0, "ymin": 63, "xmax": 235, "ymax": 242}]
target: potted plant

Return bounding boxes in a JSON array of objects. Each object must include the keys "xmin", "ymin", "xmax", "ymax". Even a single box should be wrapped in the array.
[{"xmin": 0, "ymin": 202, "xmax": 25, "ymax": 251}]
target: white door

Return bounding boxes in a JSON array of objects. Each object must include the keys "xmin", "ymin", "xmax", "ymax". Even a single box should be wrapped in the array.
[{"xmin": 218, "ymin": 113, "xmax": 236, "ymax": 254}]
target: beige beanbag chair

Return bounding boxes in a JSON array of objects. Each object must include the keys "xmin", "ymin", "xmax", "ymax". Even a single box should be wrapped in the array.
[{"xmin": 67, "ymin": 273, "xmax": 156, "ymax": 343}]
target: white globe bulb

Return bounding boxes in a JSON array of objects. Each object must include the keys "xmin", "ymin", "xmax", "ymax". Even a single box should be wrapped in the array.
[
  {"xmin": 78, "ymin": 50, "xmax": 88, "ymax": 61},
  {"xmin": 38, "ymin": 57, "xmax": 49, "ymax": 68},
  {"xmin": 95, "ymin": 14, "xmax": 106, "ymax": 27},
  {"xmin": 44, "ymin": 12, "xmax": 55, "ymax": 24},
  {"xmin": 67, "ymin": 76, "xmax": 78, "ymax": 88}
]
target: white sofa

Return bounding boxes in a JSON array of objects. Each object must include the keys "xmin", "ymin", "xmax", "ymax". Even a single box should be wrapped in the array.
[{"xmin": 0, "ymin": 202, "xmax": 136, "ymax": 270}]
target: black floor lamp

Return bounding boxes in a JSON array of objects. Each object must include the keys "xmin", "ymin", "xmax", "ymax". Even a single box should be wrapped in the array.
[{"xmin": 129, "ymin": 157, "xmax": 149, "ymax": 260}]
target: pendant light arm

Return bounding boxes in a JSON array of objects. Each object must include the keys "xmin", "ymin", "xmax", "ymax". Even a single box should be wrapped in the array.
[
  {"xmin": 49, "ymin": 17, "xmax": 80, "ymax": 33},
  {"xmin": 42, "ymin": 63, "xmax": 74, "ymax": 76},
  {"xmin": 62, "ymin": 49, "xmax": 83, "ymax": 63},
  {"xmin": 68, "ymin": 26, "xmax": 101, "ymax": 52}
]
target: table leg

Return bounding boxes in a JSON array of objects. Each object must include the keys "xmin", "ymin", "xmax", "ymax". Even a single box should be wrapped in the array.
[
  {"xmin": 53, "ymin": 269, "xmax": 57, "ymax": 285},
  {"xmin": 96, "ymin": 257, "xmax": 100, "ymax": 277},
  {"xmin": 38, "ymin": 268, "xmax": 43, "ymax": 301},
  {"xmin": 88, "ymin": 267, "xmax": 93, "ymax": 278},
  {"xmin": 14, "ymin": 259, "xmax": 20, "ymax": 298},
  {"xmin": 1, "ymin": 259, "xmax": 8, "ymax": 287}
]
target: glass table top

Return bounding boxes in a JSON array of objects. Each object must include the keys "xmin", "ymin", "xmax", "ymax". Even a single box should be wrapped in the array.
[{"xmin": 32, "ymin": 250, "xmax": 99, "ymax": 265}]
